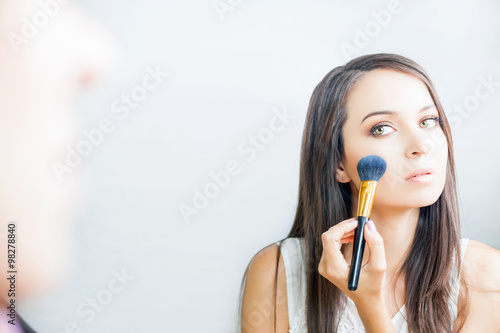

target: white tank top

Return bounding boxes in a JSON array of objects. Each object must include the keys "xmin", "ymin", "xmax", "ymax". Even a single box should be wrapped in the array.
[{"xmin": 276, "ymin": 237, "xmax": 469, "ymax": 333}]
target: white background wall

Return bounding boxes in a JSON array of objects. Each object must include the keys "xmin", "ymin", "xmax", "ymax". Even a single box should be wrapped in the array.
[{"xmin": 18, "ymin": 0, "xmax": 500, "ymax": 332}]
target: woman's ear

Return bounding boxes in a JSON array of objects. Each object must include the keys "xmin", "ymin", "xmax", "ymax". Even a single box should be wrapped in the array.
[{"xmin": 336, "ymin": 162, "xmax": 351, "ymax": 183}]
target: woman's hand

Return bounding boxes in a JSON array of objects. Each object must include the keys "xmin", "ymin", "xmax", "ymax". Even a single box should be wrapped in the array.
[{"xmin": 318, "ymin": 218, "xmax": 388, "ymax": 309}]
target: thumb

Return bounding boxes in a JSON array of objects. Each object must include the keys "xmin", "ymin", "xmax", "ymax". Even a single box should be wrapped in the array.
[{"xmin": 363, "ymin": 220, "xmax": 387, "ymax": 273}]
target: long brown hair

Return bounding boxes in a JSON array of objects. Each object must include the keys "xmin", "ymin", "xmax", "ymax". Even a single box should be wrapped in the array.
[{"xmin": 238, "ymin": 53, "xmax": 467, "ymax": 332}]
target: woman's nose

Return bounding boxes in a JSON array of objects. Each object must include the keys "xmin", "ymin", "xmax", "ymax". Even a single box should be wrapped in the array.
[{"xmin": 404, "ymin": 129, "xmax": 433, "ymax": 158}]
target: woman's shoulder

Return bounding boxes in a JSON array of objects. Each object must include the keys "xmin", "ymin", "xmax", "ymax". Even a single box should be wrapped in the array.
[
  {"xmin": 459, "ymin": 239, "xmax": 500, "ymax": 332},
  {"xmin": 241, "ymin": 241, "xmax": 289, "ymax": 332},
  {"xmin": 462, "ymin": 239, "xmax": 500, "ymax": 289}
]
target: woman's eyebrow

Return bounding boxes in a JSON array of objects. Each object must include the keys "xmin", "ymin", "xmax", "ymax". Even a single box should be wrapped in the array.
[{"xmin": 360, "ymin": 104, "xmax": 437, "ymax": 124}]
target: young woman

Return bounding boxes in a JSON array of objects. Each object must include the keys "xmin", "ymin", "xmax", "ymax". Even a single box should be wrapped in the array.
[{"xmin": 238, "ymin": 53, "xmax": 500, "ymax": 332}]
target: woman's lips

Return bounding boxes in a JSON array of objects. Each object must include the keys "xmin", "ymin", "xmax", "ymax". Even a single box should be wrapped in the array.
[
  {"xmin": 406, "ymin": 174, "xmax": 434, "ymax": 183},
  {"xmin": 405, "ymin": 168, "xmax": 434, "ymax": 183}
]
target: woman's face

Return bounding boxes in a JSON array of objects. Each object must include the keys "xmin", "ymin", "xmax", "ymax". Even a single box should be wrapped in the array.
[{"xmin": 339, "ymin": 68, "xmax": 448, "ymax": 210}]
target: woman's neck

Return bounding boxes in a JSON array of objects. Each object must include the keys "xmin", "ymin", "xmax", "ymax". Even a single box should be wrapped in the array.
[
  {"xmin": 367, "ymin": 207, "xmax": 419, "ymax": 277},
  {"xmin": 348, "ymin": 191, "xmax": 420, "ymax": 275},
  {"xmin": 343, "ymin": 204, "xmax": 420, "ymax": 314}
]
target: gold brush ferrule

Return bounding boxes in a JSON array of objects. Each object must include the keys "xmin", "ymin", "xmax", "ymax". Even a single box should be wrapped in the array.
[{"xmin": 356, "ymin": 180, "xmax": 378, "ymax": 218}]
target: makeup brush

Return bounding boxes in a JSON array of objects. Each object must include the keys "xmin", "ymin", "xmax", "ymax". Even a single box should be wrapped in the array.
[{"xmin": 348, "ymin": 155, "xmax": 387, "ymax": 291}]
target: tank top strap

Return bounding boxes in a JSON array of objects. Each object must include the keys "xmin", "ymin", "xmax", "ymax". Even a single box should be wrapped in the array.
[
  {"xmin": 276, "ymin": 238, "xmax": 307, "ymax": 332},
  {"xmin": 448, "ymin": 238, "xmax": 469, "ymax": 321}
]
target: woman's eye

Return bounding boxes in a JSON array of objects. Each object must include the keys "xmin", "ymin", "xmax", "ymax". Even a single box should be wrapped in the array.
[
  {"xmin": 370, "ymin": 124, "xmax": 395, "ymax": 136},
  {"xmin": 420, "ymin": 117, "xmax": 440, "ymax": 128},
  {"xmin": 370, "ymin": 117, "xmax": 441, "ymax": 136}
]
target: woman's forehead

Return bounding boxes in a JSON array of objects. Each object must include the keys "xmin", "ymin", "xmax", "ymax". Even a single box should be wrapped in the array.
[{"xmin": 344, "ymin": 68, "xmax": 434, "ymax": 122}]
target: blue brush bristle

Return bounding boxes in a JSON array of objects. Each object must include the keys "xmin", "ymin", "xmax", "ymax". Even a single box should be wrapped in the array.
[{"xmin": 357, "ymin": 155, "xmax": 387, "ymax": 181}]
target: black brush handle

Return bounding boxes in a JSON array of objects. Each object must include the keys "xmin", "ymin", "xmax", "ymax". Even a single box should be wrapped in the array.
[{"xmin": 348, "ymin": 216, "xmax": 369, "ymax": 291}]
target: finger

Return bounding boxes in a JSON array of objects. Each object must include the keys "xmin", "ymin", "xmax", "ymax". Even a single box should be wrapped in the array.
[
  {"xmin": 340, "ymin": 235, "xmax": 354, "ymax": 245},
  {"xmin": 324, "ymin": 218, "xmax": 358, "ymax": 248},
  {"xmin": 321, "ymin": 219, "xmax": 357, "ymax": 265},
  {"xmin": 319, "ymin": 233, "xmax": 354, "ymax": 282},
  {"xmin": 363, "ymin": 220, "xmax": 387, "ymax": 273}
]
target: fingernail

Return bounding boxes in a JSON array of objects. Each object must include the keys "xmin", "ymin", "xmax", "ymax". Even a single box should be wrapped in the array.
[
  {"xmin": 367, "ymin": 220, "xmax": 376, "ymax": 232},
  {"xmin": 349, "ymin": 219, "xmax": 357, "ymax": 223}
]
